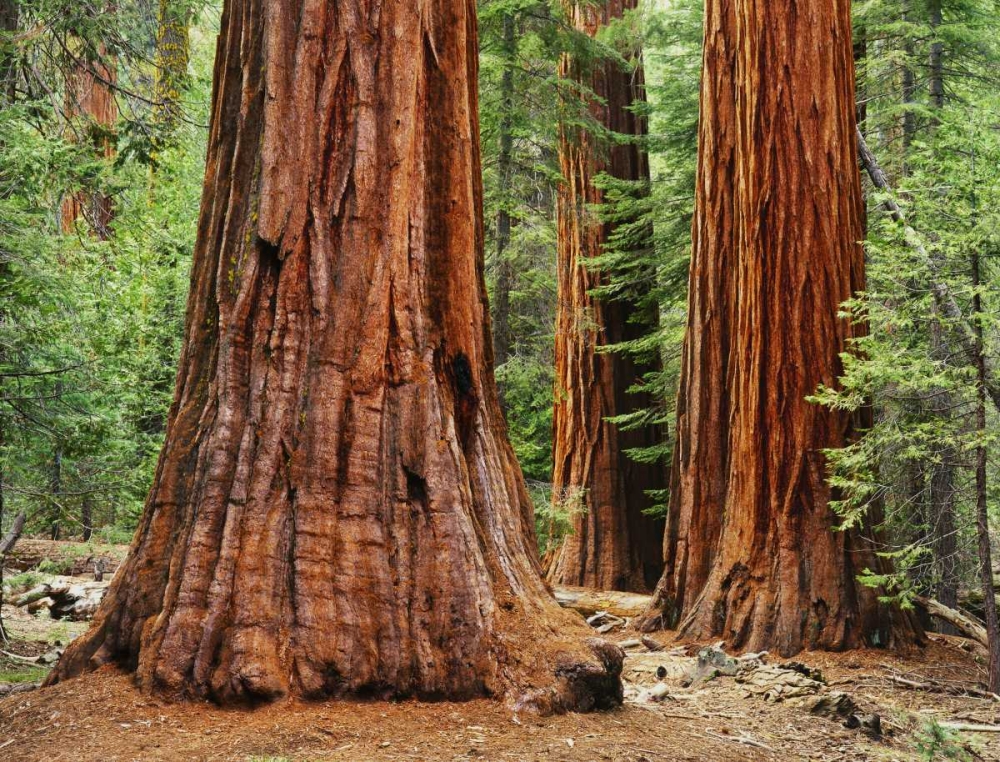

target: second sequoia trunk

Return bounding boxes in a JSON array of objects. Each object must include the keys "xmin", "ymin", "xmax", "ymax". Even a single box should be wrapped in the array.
[
  {"xmin": 47, "ymin": 0, "xmax": 622, "ymax": 711},
  {"xmin": 641, "ymin": 0, "xmax": 922, "ymax": 654},
  {"xmin": 548, "ymin": 0, "xmax": 666, "ymax": 593},
  {"xmin": 61, "ymin": 36, "xmax": 118, "ymax": 239}
]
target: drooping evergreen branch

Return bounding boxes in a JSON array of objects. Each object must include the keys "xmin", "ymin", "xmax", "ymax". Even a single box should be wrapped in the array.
[{"xmin": 856, "ymin": 125, "xmax": 1000, "ymax": 413}]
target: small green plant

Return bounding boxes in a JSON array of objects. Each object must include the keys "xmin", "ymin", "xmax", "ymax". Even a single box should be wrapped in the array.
[
  {"xmin": 914, "ymin": 718, "xmax": 971, "ymax": 761},
  {"xmin": 0, "ymin": 662, "xmax": 50, "ymax": 684},
  {"xmin": 37, "ymin": 558, "xmax": 73, "ymax": 576},
  {"xmin": 96, "ymin": 525, "xmax": 134, "ymax": 546},
  {"xmin": 3, "ymin": 571, "xmax": 44, "ymax": 595},
  {"xmin": 46, "ymin": 621, "xmax": 72, "ymax": 646},
  {"xmin": 63, "ymin": 543, "xmax": 93, "ymax": 560},
  {"xmin": 534, "ymin": 485, "xmax": 587, "ymax": 555}
]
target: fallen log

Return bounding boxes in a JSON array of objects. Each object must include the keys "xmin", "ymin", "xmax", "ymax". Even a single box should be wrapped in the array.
[
  {"xmin": 15, "ymin": 579, "xmax": 109, "ymax": 621},
  {"xmin": 14, "ymin": 584, "xmax": 65, "ymax": 608},
  {"xmin": 914, "ymin": 596, "xmax": 988, "ymax": 649},
  {"xmin": 25, "ymin": 597, "xmax": 53, "ymax": 615},
  {"xmin": 0, "ymin": 681, "xmax": 40, "ymax": 698},
  {"xmin": 890, "ymin": 675, "xmax": 999, "ymax": 701},
  {"xmin": 50, "ymin": 582, "xmax": 107, "ymax": 620},
  {"xmin": 553, "ymin": 586, "xmax": 653, "ymax": 619},
  {"xmin": 939, "ymin": 722, "xmax": 1000, "ymax": 733},
  {"xmin": 958, "ymin": 585, "xmax": 1000, "ymax": 624},
  {"xmin": 3, "ymin": 539, "xmax": 125, "ymax": 576},
  {"xmin": 0, "ymin": 649, "xmax": 40, "ymax": 664}
]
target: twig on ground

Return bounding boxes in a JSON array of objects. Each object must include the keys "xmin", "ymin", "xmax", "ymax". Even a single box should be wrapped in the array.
[
  {"xmin": 939, "ymin": 722, "xmax": 1000, "ymax": 733},
  {"xmin": 705, "ymin": 730, "xmax": 774, "ymax": 752},
  {"xmin": 1, "ymin": 649, "xmax": 41, "ymax": 664}
]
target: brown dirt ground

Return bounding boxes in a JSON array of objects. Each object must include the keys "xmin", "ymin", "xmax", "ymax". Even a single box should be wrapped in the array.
[
  {"xmin": 1, "ymin": 635, "xmax": 999, "ymax": 762},
  {"xmin": 3, "ymin": 545, "xmax": 999, "ymax": 761}
]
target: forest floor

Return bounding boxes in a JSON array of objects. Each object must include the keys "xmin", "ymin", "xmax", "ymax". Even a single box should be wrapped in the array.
[{"xmin": 1, "ymin": 543, "xmax": 999, "ymax": 761}]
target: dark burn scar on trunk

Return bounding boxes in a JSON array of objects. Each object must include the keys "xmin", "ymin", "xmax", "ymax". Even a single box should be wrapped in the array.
[
  {"xmin": 443, "ymin": 350, "xmax": 478, "ymax": 448},
  {"xmin": 404, "ymin": 465, "xmax": 428, "ymax": 504},
  {"xmin": 452, "ymin": 352, "xmax": 474, "ymax": 397}
]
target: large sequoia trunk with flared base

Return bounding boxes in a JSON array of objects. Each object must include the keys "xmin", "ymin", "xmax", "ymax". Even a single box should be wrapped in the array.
[
  {"xmin": 546, "ymin": 0, "xmax": 666, "ymax": 594},
  {"xmin": 47, "ymin": 0, "xmax": 622, "ymax": 712},
  {"xmin": 639, "ymin": 0, "xmax": 922, "ymax": 655}
]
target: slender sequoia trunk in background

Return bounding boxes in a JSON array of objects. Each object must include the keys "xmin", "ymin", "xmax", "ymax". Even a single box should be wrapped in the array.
[
  {"xmin": 491, "ymin": 12, "xmax": 516, "ymax": 372},
  {"xmin": 925, "ymin": 28, "xmax": 959, "ymax": 620},
  {"xmin": 48, "ymin": 0, "xmax": 623, "ymax": 712},
  {"xmin": 81, "ymin": 497, "xmax": 93, "ymax": 543},
  {"xmin": 854, "ymin": 19, "xmax": 867, "ymax": 130},
  {"xmin": 50, "ymin": 381, "xmax": 63, "ymax": 542},
  {"xmin": 548, "ymin": 0, "xmax": 666, "ymax": 593},
  {"xmin": 972, "ymin": 249, "xmax": 1000, "ymax": 691},
  {"xmin": 640, "ymin": 0, "xmax": 737, "ymax": 628},
  {"xmin": 0, "ymin": 0, "xmax": 16, "ymax": 540},
  {"xmin": 641, "ymin": 0, "xmax": 922, "ymax": 654},
  {"xmin": 61, "ymin": 41, "xmax": 118, "ymax": 239},
  {"xmin": 144, "ymin": 0, "xmax": 193, "ymax": 439},
  {"xmin": 900, "ymin": 2, "xmax": 917, "ymax": 159}
]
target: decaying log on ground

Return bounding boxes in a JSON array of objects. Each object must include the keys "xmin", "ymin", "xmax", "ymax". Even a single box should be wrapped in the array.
[
  {"xmin": 554, "ymin": 586, "xmax": 653, "ymax": 618},
  {"xmin": 914, "ymin": 596, "xmax": 989, "ymax": 649},
  {"xmin": 25, "ymin": 597, "xmax": 53, "ymax": 615},
  {"xmin": 890, "ymin": 675, "xmax": 999, "ymax": 701},
  {"xmin": 15, "ymin": 580, "xmax": 109, "ymax": 621},
  {"xmin": 959, "ymin": 581, "xmax": 999, "ymax": 623},
  {"xmin": 0, "ymin": 681, "xmax": 40, "ymax": 697},
  {"xmin": 939, "ymin": 722, "xmax": 1000, "ymax": 733},
  {"xmin": 14, "ymin": 586, "xmax": 54, "ymax": 607},
  {"xmin": 3, "ymin": 539, "xmax": 125, "ymax": 576}
]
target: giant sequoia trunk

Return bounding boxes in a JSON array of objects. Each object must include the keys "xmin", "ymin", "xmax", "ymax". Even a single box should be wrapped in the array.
[
  {"xmin": 547, "ymin": 0, "xmax": 666, "ymax": 593},
  {"xmin": 640, "ymin": 0, "xmax": 922, "ymax": 654},
  {"xmin": 48, "ymin": 0, "xmax": 622, "ymax": 711},
  {"xmin": 641, "ymin": 0, "xmax": 737, "ymax": 628}
]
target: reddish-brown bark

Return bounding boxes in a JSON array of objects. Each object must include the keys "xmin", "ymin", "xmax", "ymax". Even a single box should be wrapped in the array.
[
  {"xmin": 547, "ymin": 0, "xmax": 666, "ymax": 593},
  {"xmin": 48, "ymin": 0, "xmax": 622, "ymax": 711},
  {"xmin": 640, "ymin": 0, "xmax": 922, "ymax": 654},
  {"xmin": 640, "ymin": 0, "xmax": 737, "ymax": 628},
  {"xmin": 61, "ymin": 42, "xmax": 117, "ymax": 239}
]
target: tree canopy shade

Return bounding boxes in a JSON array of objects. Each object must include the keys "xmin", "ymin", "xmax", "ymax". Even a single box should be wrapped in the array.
[
  {"xmin": 638, "ymin": 0, "xmax": 923, "ymax": 655},
  {"xmin": 47, "ymin": 0, "xmax": 623, "ymax": 712}
]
